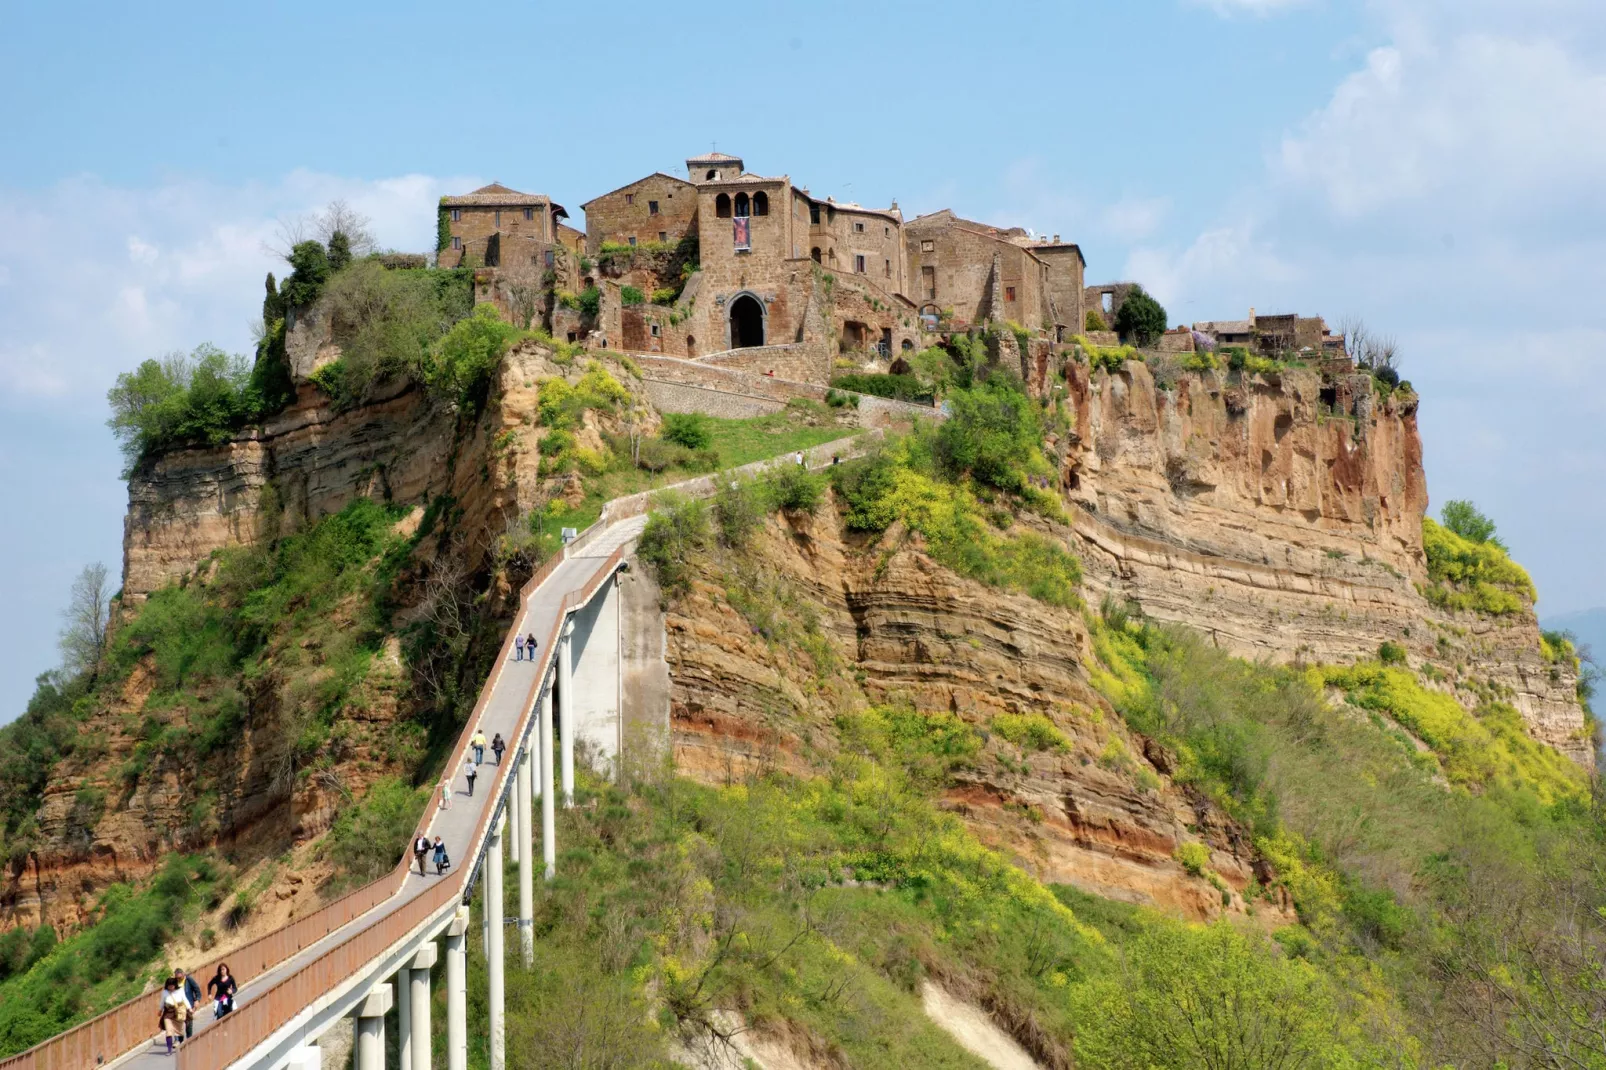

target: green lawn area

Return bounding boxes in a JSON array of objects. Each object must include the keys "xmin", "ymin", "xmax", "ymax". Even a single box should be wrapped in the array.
[{"xmin": 529, "ymin": 405, "xmax": 861, "ymax": 558}]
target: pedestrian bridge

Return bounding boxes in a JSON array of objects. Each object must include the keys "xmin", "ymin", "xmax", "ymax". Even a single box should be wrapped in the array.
[{"xmin": 0, "ymin": 433, "xmax": 868, "ymax": 1070}]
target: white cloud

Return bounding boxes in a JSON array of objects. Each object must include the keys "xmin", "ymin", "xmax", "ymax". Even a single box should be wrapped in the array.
[
  {"xmin": 1188, "ymin": 0, "xmax": 1308, "ymax": 16},
  {"xmin": 1100, "ymin": 196, "xmax": 1171, "ymax": 242},
  {"xmin": 0, "ymin": 170, "xmax": 478, "ymax": 401}
]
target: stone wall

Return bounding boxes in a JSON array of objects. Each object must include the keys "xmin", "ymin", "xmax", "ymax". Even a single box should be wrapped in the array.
[
  {"xmin": 905, "ymin": 215, "xmax": 1051, "ymax": 331},
  {"xmin": 640, "ymin": 379, "xmax": 784, "ymax": 420},
  {"xmin": 699, "ymin": 341, "xmax": 830, "ymax": 383},
  {"xmin": 441, "ymin": 204, "xmax": 555, "ymax": 270}
]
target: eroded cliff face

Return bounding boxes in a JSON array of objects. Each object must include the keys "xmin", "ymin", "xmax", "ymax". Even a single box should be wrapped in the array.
[
  {"xmin": 1060, "ymin": 361, "xmax": 1590, "ymax": 766},
  {"xmin": 14, "ymin": 334, "xmax": 621, "ymax": 931},
  {"xmin": 662, "ymin": 509, "xmax": 1294, "ymax": 924}
]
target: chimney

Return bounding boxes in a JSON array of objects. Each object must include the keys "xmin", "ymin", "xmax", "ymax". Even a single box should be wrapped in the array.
[
  {"xmin": 1248, "ymin": 306, "xmax": 1256, "ymax": 327},
  {"xmin": 1053, "ymin": 234, "xmax": 1060, "ymax": 243}
]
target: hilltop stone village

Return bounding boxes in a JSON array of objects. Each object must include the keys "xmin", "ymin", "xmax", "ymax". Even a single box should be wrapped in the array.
[{"xmin": 428, "ymin": 151, "xmax": 1349, "ymax": 393}]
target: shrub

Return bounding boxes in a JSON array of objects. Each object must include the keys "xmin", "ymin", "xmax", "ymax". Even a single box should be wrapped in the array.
[
  {"xmin": 1076, "ymin": 334, "xmax": 1138, "ymax": 374},
  {"xmin": 321, "ymin": 259, "xmax": 466, "ymax": 407},
  {"xmin": 280, "ymin": 240, "xmax": 331, "ymax": 308},
  {"xmin": 934, "ymin": 375, "xmax": 1053, "ymax": 493},
  {"xmin": 1378, "ymin": 641, "xmax": 1408, "ymax": 665},
  {"xmin": 992, "ymin": 713, "xmax": 1070, "ymax": 752},
  {"xmin": 620, "ymin": 285, "xmax": 645, "ymax": 306},
  {"xmin": 713, "ymin": 477, "xmax": 765, "ymax": 549},
  {"xmin": 1113, "ymin": 286, "xmax": 1166, "ymax": 347},
  {"xmin": 650, "ymin": 286, "xmax": 678, "ymax": 305},
  {"xmin": 763, "ymin": 463, "xmax": 826, "ymax": 515},
  {"xmin": 1421, "ymin": 517, "xmax": 1534, "ymax": 615},
  {"xmin": 636, "ymin": 495, "xmax": 710, "ymax": 598},
  {"xmin": 823, "ymin": 388, "xmax": 859, "ymax": 409},
  {"xmin": 324, "ymin": 777, "xmax": 427, "ymax": 888},
  {"xmin": 830, "ymin": 373, "xmax": 930, "ymax": 403},
  {"xmin": 429, "ymin": 304, "xmax": 522, "ymax": 412},
  {"xmin": 660, "ymin": 412, "xmax": 711, "ymax": 451},
  {"xmin": 576, "ymin": 286, "xmax": 601, "ymax": 320},
  {"xmin": 1175, "ymin": 841, "xmax": 1211, "ymax": 877},
  {"xmin": 1085, "ymin": 309, "xmax": 1108, "ymax": 332}
]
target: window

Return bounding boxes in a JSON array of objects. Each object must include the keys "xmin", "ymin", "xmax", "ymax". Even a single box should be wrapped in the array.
[
  {"xmin": 1005, "ymin": 286, "xmax": 1016, "ymax": 302},
  {"xmin": 921, "ymin": 239, "xmax": 934, "ymax": 252},
  {"xmin": 921, "ymin": 265, "xmax": 935, "ymax": 298},
  {"xmin": 884, "ymin": 226, "xmax": 890, "ymax": 237},
  {"xmin": 752, "ymin": 191, "xmax": 768, "ymax": 216},
  {"xmin": 524, "ymin": 207, "xmax": 534, "ymax": 220},
  {"xmin": 809, "ymin": 203, "xmax": 820, "ymax": 225},
  {"xmin": 451, "ymin": 236, "xmax": 462, "ymax": 250},
  {"xmin": 625, "ymin": 193, "xmax": 634, "ymax": 205},
  {"xmin": 853, "ymin": 221, "xmax": 865, "ymax": 233},
  {"xmin": 494, "ymin": 211, "xmax": 501, "ymax": 228},
  {"xmin": 811, "ymin": 247, "xmax": 822, "ymax": 263},
  {"xmin": 885, "ymin": 259, "xmax": 892, "ymax": 278},
  {"xmin": 658, "ymin": 231, "xmax": 667, "ymax": 243},
  {"xmin": 628, "ymin": 236, "xmax": 637, "ymax": 247},
  {"xmin": 544, "ymin": 249, "xmax": 555, "ymax": 267},
  {"xmin": 734, "ymin": 192, "xmax": 750, "ymax": 217},
  {"xmin": 650, "ymin": 323, "xmax": 661, "ymax": 337},
  {"xmin": 451, "ymin": 208, "xmax": 461, "ymax": 222},
  {"xmin": 716, "ymin": 193, "xmax": 732, "ymax": 218},
  {"xmin": 854, "ymin": 254, "xmax": 866, "ymax": 274},
  {"xmin": 706, "ymin": 169, "xmax": 718, "ymax": 180},
  {"xmin": 1102, "ymin": 292, "xmax": 1113, "ymax": 313},
  {"xmin": 648, "ymin": 200, "xmax": 659, "ymax": 215}
]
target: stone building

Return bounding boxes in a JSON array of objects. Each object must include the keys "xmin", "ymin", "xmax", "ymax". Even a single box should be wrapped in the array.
[
  {"xmin": 580, "ymin": 173, "xmax": 698, "ymax": 256},
  {"xmin": 575, "ymin": 152, "xmax": 919, "ymax": 373},
  {"xmin": 1192, "ymin": 309, "xmax": 1346, "ymax": 355},
  {"xmin": 905, "ymin": 211, "xmax": 1083, "ymax": 337},
  {"xmin": 439, "ymin": 183, "xmax": 571, "ymax": 271}
]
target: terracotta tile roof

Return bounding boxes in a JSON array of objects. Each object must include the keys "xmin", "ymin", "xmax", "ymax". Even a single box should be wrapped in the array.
[{"xmin": 442, "ymin": 183, "xmax": 552, "ymax": 207}]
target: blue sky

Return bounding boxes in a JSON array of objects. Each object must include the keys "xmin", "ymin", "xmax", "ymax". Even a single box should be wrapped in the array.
[{"xmin": 2, "ymin": 0, "xmax": 1604, "ymax": 718}]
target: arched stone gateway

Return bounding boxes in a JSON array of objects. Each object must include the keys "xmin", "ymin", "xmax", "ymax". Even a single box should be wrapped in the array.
[{"xmin": 729, "ymin": 293, "xmax": 765, "ymax": 348}]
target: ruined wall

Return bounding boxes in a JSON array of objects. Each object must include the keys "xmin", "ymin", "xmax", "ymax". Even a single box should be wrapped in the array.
[{"xmin": 906, "ymin": 218, "xmax": 1049, "ymax": 331}]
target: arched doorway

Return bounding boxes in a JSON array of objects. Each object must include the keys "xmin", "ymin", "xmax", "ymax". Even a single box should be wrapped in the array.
[
  {"xmin": 686, "ymin": 335, "xmax": 696, "ymax": 356},
  {"xmin": 729, "ymin": 294, "xmax": 765, "ymax": 348}
]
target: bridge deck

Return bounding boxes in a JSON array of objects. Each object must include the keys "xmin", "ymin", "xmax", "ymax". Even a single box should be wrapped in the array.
[{"xmin": 115, "ymin": 517, "xmax": 645, "ymax": 1069}]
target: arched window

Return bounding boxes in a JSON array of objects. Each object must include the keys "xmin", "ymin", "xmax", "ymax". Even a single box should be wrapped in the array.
[
  {"xmin": 810, "ymin": 247, "xmax": 822, "ymax": 263},
  {"xmin": 715, "ymin": 193, "xmax": 731, "ymax": 218},
  {"xmin": 752, "ymin": 191, "xmax": 768, "ymax": 216},
  {"xmin": 706, "ymin": 169, "xmax": 719, "ymax": 181},
  {"xmin": 734, "ymin": 192, "xmax": 750, "ymax": 217}
]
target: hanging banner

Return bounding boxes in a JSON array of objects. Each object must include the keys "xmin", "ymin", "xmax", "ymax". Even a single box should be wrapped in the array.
[{"xmin": 733, "ymin": 216, "xmax": 750, "ymax": 252}]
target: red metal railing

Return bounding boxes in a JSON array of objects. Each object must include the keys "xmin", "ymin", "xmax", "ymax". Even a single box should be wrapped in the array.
[
  {"xmin": 173, "ymin": 546, "xmax": 623, "ymax": 1070},
  {"xmin": 0, "ymin": 540, "xmax": 624, "ymax": 1070}
]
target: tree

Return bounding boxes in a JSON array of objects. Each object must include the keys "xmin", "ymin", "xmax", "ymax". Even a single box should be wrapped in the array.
[
  {"xmin": 1070, "ymin": 922, "xmax": 1352, "ymax": 1069},
  {"xmin": 59, "ymin": 563, "xmax": 110, "ymax": 679},
  {"xmin": 1441, "ymin": 500, "xmax": 1505, "ymax": 549},
  {"xmin": 326, "ymin": 230, "xmax": 353, "ymax": 273},
  {"xmin": 1114, "ymin": 286, "xmax": 1167, "ymax": 347},
  {"xmin": 262, "ymin": 272, "xmax": 284, "ymax": 329},
  {"xmin": 280, "ymin": 241, "xmax": 331, "ymax": 309},
  {"xmin": 314, "ymin": 200, "xmax": 377, "ymax": 256}
]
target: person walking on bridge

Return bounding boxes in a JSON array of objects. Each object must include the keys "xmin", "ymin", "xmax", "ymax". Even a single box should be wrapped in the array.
[
  {"xmin": 464, "ymin": 755, "xmax": 479, "ymax": 797},
  {"xmin": 159, "ymin": 977, "xmax": 186, "ymax": 1054},
  {"xmin": 491, "ymin": 732, "xmax": 506, "ymax": 765},
  {"xmin": 433, "ymin": 835, "xmax": 450, "ymax": 874},
  {"xmin": 207, "ymin": 964, "xmax": 237, "ymax": 1019},
  {"xmin": 514, "ymin": 634, "xmax": 525, "ymax": 661},
  {"xmin": 471, "ymin": 727, "xmax": 487, "ymax": 765},
  {"xmin": 526, "ymin": 631, "xmax": 538, "ymax": 657},
  {"xmin": 413, "ymin": 831, "xmax": 432, "ymax": 875},
  {"xmin": 175, "ymin": 968, "xmax": 201, "ymax": 1039}
]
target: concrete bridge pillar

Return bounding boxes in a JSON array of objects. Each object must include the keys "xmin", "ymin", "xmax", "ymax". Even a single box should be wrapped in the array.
[
  {"xmin": 445, "ymin": 908, "xmax": 470, "ymax": 1070},
  {"xmin": 409, "ymin": 943, "xmax": 438, "ymax": 1070},
  {"xmin": 569, "ymin": 576, "xmax": 623, "ymax": 776},
  {"xmin": 487, "ymin": 814, "xmax": 507, "ymax": 1070},
  {"xmin": 558, "ymin": 624, "xmax": 575, "ymax": 807},
  {"xmin": 397, "ymin": 964, "xmax": 411, "ymax": 1070},
  {"xmin": 540, "ymin": 685, "xmax": 556, "ymax": 880},
  {"xmin": 516, "ymin": 746, "xmax": 535, "ymax": 967},
  {"xmin": 354, "ymin": 983, "xmax": 393, "ymax": 1070}
]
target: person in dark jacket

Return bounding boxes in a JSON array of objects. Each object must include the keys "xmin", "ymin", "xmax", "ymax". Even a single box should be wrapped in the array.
[
  {"xmin": 433, "ymin": 835, "xmax": 450, "ymax": 874},
  {"xmin": 207, "ymin": 964, "xmax": 238, "ymax": 1019},
  {"xmin": 491, "ymin": 732, "xmax": 506, "ymax": 765},
  {"xmin": 175, "ymin": 968, "xmax": 202, "ymax": 1038}
]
